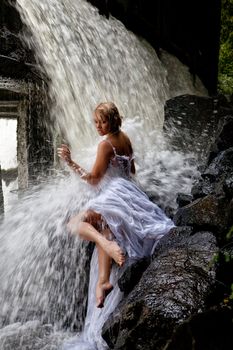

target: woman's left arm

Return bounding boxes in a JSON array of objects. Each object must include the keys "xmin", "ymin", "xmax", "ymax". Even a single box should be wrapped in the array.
[{"xmin": 57, "ymin": 141, "xmax": 112, "ymax": 185}]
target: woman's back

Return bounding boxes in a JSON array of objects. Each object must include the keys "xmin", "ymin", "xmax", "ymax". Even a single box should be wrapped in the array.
[
  {"xmin": 106, "ymin": 131, "xmax": 133, "ymax": 157},
  {"xmin": 105, "ymin": 131, "xmax": 135, "ymax": 175}
]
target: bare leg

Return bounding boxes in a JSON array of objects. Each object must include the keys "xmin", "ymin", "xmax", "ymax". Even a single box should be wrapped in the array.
[
  {"xmin": 96, "ymin": 228, "xmax": 114, "ymax": 308},
  {"xmin": 68, "ymin": 214, "xmax": 125, "ymax": 266},
  {"xmin": 68, "ymin": 212, "xmax": 125, "ymax": 308}
]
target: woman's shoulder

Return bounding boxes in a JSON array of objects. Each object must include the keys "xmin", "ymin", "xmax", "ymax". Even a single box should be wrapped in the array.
[{"xmin": 98, "ymin": 139, "xmax": 115, "ymax": 156}]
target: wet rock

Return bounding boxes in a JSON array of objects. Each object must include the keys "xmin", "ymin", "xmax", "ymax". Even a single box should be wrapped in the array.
[
  {"xmin": 0, "ymin": 2, "xmax": 37, "ymax": 79},
  {"xmin": 88, "ymin": 1, "xmax": 221, "ymax": 94},
  {"xmin": 102, "ymin": 230, "xmax": 217, "ymax": 350},
  {"xmin": 204, "ymin": 148, "xmax": 233, "ymax": 180},
  {"xmin": 174, "ymin": 195, "xmax": 233, "ymax": 238},
  {"xmin": 115, "ymin": 227, "xmax": 194, "ymax": 303},
  {"xmin": 176, "ymin": 193, "xmax": 193, "ymax": 207},
  {"xmin": 224, "ymin": 176, "xmax": 233, "ymax": 198},
  {"xmin": 118, "ymin": 257, "xmax": 151, "ymax": 295},
  {"xmin": 164, "ymin": 306, "xmax": 233, "ymax": 350},
  {"xmin": 153, "ymin": 226, "xmax": 194, "ymax": 257},
  {"xmin": 163, "ymin": 95, "xmax": 231, "ymax": 161},
  {"xmin": 192, "ymin": 148, "xmax": 233, "ymax": 200},
  {"xmin": 208, "ymin": 115, "xmax": 233, "ymax": 162}
]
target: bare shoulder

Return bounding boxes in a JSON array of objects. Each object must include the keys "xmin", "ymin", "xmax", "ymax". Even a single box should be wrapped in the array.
[{"xmin": 98, "ymin": 139, "xmax": 114, "ymax": 156}]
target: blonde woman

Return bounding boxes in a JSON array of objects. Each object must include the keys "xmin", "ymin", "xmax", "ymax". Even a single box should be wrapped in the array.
[{"xmin": 58, "ymin": 102, "xmax": 174, "ymax": 308}]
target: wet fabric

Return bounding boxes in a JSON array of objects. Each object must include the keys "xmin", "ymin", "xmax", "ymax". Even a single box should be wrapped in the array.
[
  {"xmin": 63, "ymin": 140, "xmax": 174, "ymax": 350},
  {"xmin": 87, "ymin": 140, "xmax": 174, "ymax": 258}
]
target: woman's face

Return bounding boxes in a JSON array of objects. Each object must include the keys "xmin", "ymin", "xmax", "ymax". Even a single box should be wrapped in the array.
[{"xmin": 94, "ymin": 111, "xmax": 111, "ymax": 136}]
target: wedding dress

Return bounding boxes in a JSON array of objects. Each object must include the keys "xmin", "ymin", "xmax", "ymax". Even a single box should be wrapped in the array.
[
  {"xmin": 63, "ymin": 140, "xmax": 174, "ymax": 350},
  {"xmin": 87, "ymin": 140, "xmax": 174, "ymax": 259}
]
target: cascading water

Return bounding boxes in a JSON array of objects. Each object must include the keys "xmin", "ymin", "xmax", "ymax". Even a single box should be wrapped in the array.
[{"xmin": 0, "ymin": 0, "xmax": 201, "ymax": 349}]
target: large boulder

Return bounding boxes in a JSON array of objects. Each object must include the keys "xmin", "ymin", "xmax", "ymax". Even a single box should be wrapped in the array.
[
  {"xmin": 0, "ymin": 0, "xmax": 38, "ymax": 79},
  {"xmin": 164, "ymin": 307, "xmax": 233, "ymax": 350},
  {"xmin": 208, "ymin": 115, "xmax": 233, "ymax": 162},
  {"xmin": 163, "ymin": 95, "xmax": 232, "ymax": 161},
  {"xmin": 174, "ymin": 195, "xmax": 233, "ymax": 239},
  {"xmin": 174, "ymin": 145, "xmax": 233, "ymax": 244},
  {"xmin": 102, "ymin": 228, "xmax": 217, "ymax": 350},
  {"xmin": 87, "ymin": 0, "xmax": 221, "ymax": 94},
  {"xmin": 192, "ymin": 147, "xmax": 233, "ymax": 200}
]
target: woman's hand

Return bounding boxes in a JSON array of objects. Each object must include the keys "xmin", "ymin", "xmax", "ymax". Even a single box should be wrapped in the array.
[{"xmin": 57, "ymin": 144, "xmax": 72, "ymax": 165}]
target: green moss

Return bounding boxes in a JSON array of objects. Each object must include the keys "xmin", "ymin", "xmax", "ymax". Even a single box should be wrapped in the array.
[{"xmin": 218, "ymin": 0, "xmax": 233, "ymax": 95}]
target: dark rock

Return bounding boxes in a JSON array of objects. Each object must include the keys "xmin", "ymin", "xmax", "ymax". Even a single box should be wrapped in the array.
[
  {"xmin": 163, "ymin": 95, "xmax": 231, "ymax": 161},
  {"xmin": 204, "ymin": 148, "xmax": 233, "ymax": 180},
  {"xmin": 153, "ymin": 226, "xmax": 194, "ymax": 257},
  {"xmin": 0, "ymin": 2, "xmax": 37, "ymax": 79},
  {"xmin": 0, "ymin": 0, "xmax": 22, "ymax": 32},
  {"xmin": 102, "ymin": 231, "xmax": 217, "ymax": 350},
  {"xmin": 176, "ymin": 193, "xmax": 193, "ymax": 207},
  {"xmin": 192, "ymin": 148, "xmax": 233, "ymax": 200},
  {"xmin": 164, "ymin": 307, "xmax": 233, "ymax": 350},
  {"xmin": 224, "ymin": 176, "xmax": 233, "ymax": 198},
  {"xmin": 208, "ymin": 115, "xmax": 233, "ymax": 162},
  {"xmin": 88, "ymin": 0, "xmax": 221, "ymax": 94},
  {"xmin": 118, "ymin": 257, "xmax": 151, "ymax": 295},
  {"xmin": 174, "ymin": 195, "xmax": 233, "ymax": 238}
]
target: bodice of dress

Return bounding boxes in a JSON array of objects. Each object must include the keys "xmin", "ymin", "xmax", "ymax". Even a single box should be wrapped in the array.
[{"xmin": 105, "ymin": 139, "xmax": 134, "ymax": 179}]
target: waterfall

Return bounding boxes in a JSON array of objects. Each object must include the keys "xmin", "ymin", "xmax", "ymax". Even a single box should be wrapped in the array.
[{"xmin": 0, "ymin": 0, "xmax": 200, "ymax": 349}]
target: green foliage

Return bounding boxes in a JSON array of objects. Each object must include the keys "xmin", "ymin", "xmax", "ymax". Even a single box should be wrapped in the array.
[
  {"xmin": 230, "ymin": 284, "xmax": 233, "ymax": 300},
  {"xmin": 226, "ymin": 225, "xmax": 233, "ymax": 240},
  {"xmin": 218, "ymin": 0, "xmax": 233, "ymax": 95}
]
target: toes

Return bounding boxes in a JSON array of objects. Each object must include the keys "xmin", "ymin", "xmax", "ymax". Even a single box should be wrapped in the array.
[{"xmin": 96, "ymin": 297, "xmax": 104, "ymax": 308}]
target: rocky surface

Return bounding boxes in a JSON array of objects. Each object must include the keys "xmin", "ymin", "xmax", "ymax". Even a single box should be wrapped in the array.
[
  {"xmin": 88, "ymin": 0, "xmax": 221, "ymax": 94},
  {"xmin": 102, "ymin": 228, "xmax": 217, "ymax": 350},
  {"xmin": 0, "ymin": 0, "xmax": 37, "ymax": 79},
  {"xmin": 0, "ymin": 1, "xmax": 48, "ymax": 83},
  {"xmin": 102, "ymin": 98, "xmax": 233, "ymax": 350},
  {"xmin": 164, "ymin": 307, "xmax": 233, "ymax": 350},
  {"xmin": 163, "ymin": 95, "xmax": 232, "ymax": 161}
]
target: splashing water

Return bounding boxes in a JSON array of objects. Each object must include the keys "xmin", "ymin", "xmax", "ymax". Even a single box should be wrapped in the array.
[{"xmin": 0, "ymin": 0, "xmax": 201, "ymax": 348}]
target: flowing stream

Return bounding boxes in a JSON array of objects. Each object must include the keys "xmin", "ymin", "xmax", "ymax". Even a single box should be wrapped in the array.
[{"xmin": 0, "ymin": 0, "xmax": 201, "ymax": 349}]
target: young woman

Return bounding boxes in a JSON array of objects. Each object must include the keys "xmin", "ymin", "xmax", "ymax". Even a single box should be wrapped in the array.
[{"xmin": 58, "ymin": 102, "xmax": 174, "ymax": 308}]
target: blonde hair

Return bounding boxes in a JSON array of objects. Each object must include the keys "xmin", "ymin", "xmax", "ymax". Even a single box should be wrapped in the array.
[{"xmin": 95, "ymin": 102, "xmax": 122, "ymax": 132}]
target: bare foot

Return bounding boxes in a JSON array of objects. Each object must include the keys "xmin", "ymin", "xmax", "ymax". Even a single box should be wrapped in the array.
[
  {"xmin": 101, "ymin": 240, "xmax": 125, "ymax": 266},
  {"xmin": 96, "ymin": 282, "xmax": 114, "ymax": 308}
]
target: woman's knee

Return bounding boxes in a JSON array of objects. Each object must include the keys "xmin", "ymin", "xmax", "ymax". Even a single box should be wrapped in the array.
[{"xmin": 67, "ymin": 213, "xmax": 85, "ymax": 236}]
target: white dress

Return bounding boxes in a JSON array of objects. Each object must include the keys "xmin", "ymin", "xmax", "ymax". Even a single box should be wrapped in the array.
[
  {"xmin": 63, "ymin": 140, "xmax": 174, "ymax": 350},
  {"xmin": 87, "ymin": 140, "xmax": 175, "ymax": 259}
]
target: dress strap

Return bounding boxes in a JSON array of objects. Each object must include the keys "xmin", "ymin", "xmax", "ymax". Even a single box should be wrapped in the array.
[{"xmin": 104, "ymin": 139, "xmax": 117, "ymax": 156}]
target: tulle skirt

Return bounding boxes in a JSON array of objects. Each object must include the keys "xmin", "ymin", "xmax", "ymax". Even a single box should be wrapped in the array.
[{"xmin": 88, "ymin": 177, "xmax": 174, "ymax": 259}]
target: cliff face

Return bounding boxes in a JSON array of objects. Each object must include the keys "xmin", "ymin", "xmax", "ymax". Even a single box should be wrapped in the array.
[
  {"xmin": 1, "ymin": 0, "xmax": 221, "ymax": 92},
  {"xmin": 0, "ymin": 0, "xmax": 35, "ymax": 78},
  {"xmin": 88, "ymin": 0, "xmax": 221, "ymax": 94}
]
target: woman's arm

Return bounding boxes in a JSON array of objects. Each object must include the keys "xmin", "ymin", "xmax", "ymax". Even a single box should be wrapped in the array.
[{"xmin": 57, "ymin": 142, "xmax": 113, "ymax": 185}]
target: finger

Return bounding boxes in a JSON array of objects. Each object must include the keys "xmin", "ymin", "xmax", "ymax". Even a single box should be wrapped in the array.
[{"xmin": 61, "ymin": 144, "xmax": 70, "ymax": 150}]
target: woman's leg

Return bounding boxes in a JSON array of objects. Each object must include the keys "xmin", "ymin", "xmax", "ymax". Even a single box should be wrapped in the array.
[
  {"xmin": 96, "ymin": 227, "xmax": 113, "ymax": 307},
  {"xmin": 67, "ymin": 212, "xmax": 125, "ymax": 266}
]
